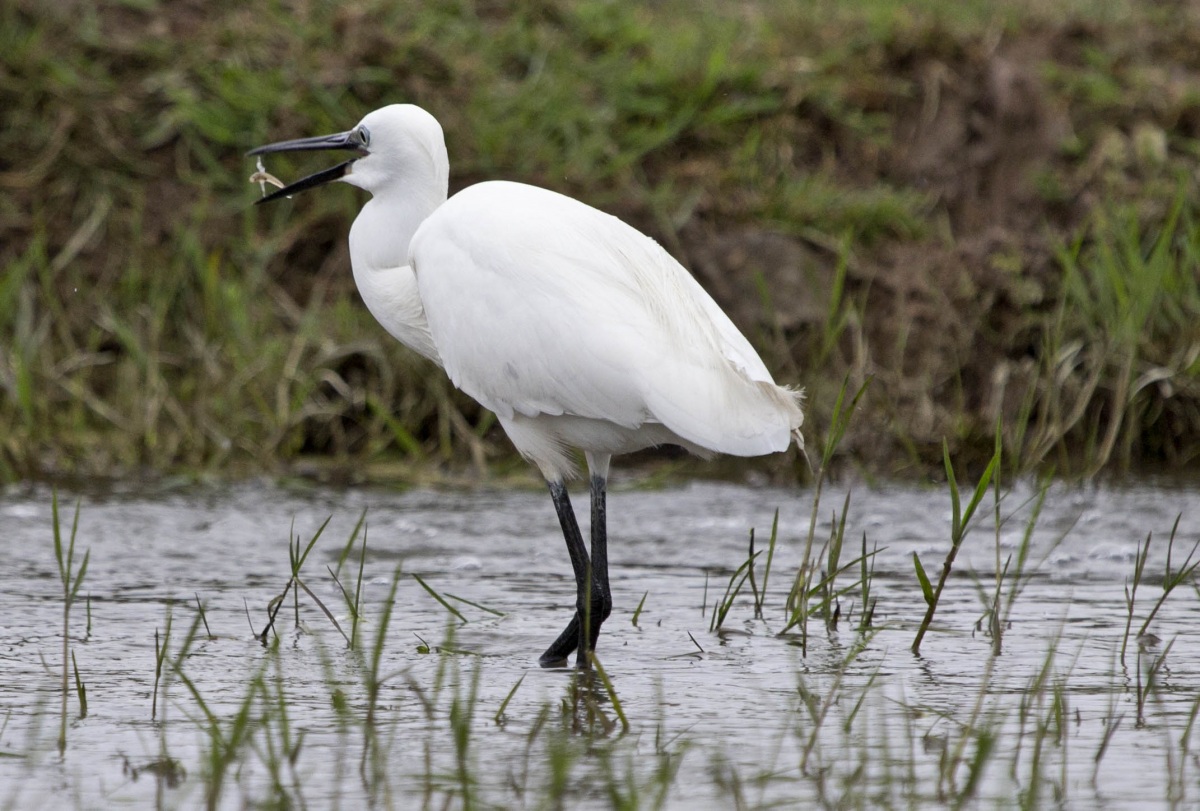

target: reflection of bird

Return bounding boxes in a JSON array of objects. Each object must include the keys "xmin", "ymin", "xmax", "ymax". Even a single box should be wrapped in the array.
[{"xmin": 249, "ymin": 104, "xmax": 804, "ymax": 668}]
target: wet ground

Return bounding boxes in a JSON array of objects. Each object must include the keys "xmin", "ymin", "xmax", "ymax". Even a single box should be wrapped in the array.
[{"xmin": 1, "ymin": 477, "xmax": 1198, "ymax": 808}]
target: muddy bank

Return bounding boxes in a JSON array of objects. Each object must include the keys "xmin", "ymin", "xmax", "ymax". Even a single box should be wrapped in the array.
[
  {"xmin": 684, "ymin": 21, "xmax": 1200, "ymax": 475},
  {"xmin": 4, "ymin": 4, "xmax": 1200, "ymax": 480}
]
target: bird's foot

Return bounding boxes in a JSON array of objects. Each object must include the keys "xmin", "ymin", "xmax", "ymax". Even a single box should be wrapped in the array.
[
  {"xmin": 538, "ymin": 613, "xmax": 580, "ymax": 668},
  {"xmin": 538, "ymin": 650, "xmax": 571, "ymax": 669},
  {"xmin": 538, "ymin": 612, "xmax": 601, "ymax": 669}
]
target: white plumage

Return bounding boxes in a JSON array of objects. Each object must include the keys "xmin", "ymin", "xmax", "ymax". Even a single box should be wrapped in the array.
[
  {"xmin": 415, "ymin": 179, "xmax": 802, "ymax": 478},
  {"xmin": 250, "ymin": 103, "xmax": 803, "ymax": 667}
]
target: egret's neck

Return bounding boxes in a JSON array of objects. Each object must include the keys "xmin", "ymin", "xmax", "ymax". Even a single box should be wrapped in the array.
[
  {"xmin": 349, "ymin": 182, "xmax": 443, "ymax": 272},
  {"xmin": 348, "ymin": 186, "xmax": 445, "ymax": 365}
]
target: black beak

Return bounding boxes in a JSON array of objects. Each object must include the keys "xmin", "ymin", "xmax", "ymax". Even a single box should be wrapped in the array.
[{"xmin": 247, "ymin": 131, "xmax": 367, "ymax": 204}]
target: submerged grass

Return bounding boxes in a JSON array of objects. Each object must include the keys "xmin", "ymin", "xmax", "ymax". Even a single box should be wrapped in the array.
[
  {"xmin": 912, "ymin": 431, "xmax": 1001, "ymax": 654},
  {"xmin": 784, "ymin": 375, "xmax": 869, "ymax": 649},
  {"xmin": 50, "ymin": 492, "xmax": 87, "ymax": 755},
  {"xmin": 1120, "ymin": 516, "xmax": 1200, "ymax": 668},
  {"xmin": 16, "ymin": 472, "xmax": 1200, "ymax": 809}
]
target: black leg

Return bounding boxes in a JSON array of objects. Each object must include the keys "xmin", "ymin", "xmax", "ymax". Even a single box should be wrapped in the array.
[
  {"xmin": 539, "ymin": 480, "xmax": 589, "ymax": 668},
  {"xmin": 587, "ymin": 473, "xmax": 612, "ymax": 653}
]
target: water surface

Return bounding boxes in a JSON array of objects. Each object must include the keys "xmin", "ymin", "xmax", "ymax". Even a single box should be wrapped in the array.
[{"xmin": 1, "ymin": 478, "xmax": 1198, "ymax": 808}]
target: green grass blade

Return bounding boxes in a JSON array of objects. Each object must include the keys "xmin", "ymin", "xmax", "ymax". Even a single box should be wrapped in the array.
[
  {"xmin": 292, "ymin": 515, "xmax": 332, "ymax": 576},
  {"xmin": 334, "ymin": 508, "xmax": 368, "ymax": 577},
  {"xmin": 913, "ymin": 552, "xmax": 934, "ymax": 606},
  {"xmin": 588, "ymin": 653, "xmax": 629, "ymax": 733},
  {"xmin": 71, "ymin": 650, "xmax": 87, "ymax": 719},
  {"xmin": 710, "ymin": 553, "xmax": 758, "ymax": 632},
  {"xmin": 365, "ymin": 393, "xmax": 425, "ymax": 458},
  {"xmin": 960, "ymin": 451, "xmax": 999, "ymax": 534},
  {"xmin": 631, "ymin": 591, "xmax": 648, "ymax": 627},
  {"xmin": 494, "ymin": 675, "xmax": 525, "ymax": 725},
  {"xmin": 760, "ymin": 509, "xmax": 780, "ymax": 610},
  {"xmin": 413, "ymin": 573, "xmax": 467, "ymax": 623},
  {"xmin": 294, "ymin": 576, "xmax": 350, "ymax": 645},
  {"xmin": 52, "ymin": 491, "xmax": 64, "ymax": 584},
  {"xmin": 445, "ymin": 593, "xmax": 505, "ymax": 617},
  {"xmin": 943, "ymin": 440, "xmax": 962, "ymax": 535},
  {"xmin": 67, "ymin": 550, "xmax": 90, "ymax": 605}
]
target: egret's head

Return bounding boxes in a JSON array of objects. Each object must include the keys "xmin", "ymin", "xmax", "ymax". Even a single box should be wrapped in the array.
[{"xmin": 248, "ymin": 104, "xmax": 449, "ymax": 203}]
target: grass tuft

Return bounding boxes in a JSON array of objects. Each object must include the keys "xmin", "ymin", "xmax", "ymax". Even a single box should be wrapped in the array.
[
  {"xmin": 911, "ymin": 430, "xmax": 1000, "ymax": 654},
  {"xmin": 51, "ymin": 492, "xmax": 88, "ymax": 754},
  {"xmin": 1120, "ymin": 515, "xmax": 1199, "ymax": 668}
]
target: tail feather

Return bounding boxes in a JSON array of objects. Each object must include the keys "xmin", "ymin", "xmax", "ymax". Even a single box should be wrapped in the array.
[{"xmin": 642, "ymin": 363, "xmax": 805, "ymax": 458}]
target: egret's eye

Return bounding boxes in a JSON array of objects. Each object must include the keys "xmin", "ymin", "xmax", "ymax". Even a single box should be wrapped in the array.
[{"xmin": 356, "ymin": 126, "xmax": 370, "ymax": 147}]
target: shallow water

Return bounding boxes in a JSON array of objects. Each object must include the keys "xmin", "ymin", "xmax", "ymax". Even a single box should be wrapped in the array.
[{"xmin": 1, "ymin": 477, "xmax": 1198, "ymax": 808}]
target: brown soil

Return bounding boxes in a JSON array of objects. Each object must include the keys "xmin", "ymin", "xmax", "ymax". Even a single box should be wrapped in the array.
[
  {"xmin": 9, "ymin": 4, "xmax": 1200, "ymax": 479},
  {"xmin": 679, "ymin": 23, "xmax": 1198, "ymax": 473}
]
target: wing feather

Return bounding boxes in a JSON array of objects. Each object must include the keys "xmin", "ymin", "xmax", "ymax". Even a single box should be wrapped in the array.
[{"xmin": 410, "ymin": 181, "xmax": 803, "ymax": 456}]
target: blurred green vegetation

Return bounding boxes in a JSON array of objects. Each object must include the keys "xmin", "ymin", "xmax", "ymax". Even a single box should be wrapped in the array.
[{"xmin": 3, "ymin": 0, "xmax": 1200, "ymax": 482}]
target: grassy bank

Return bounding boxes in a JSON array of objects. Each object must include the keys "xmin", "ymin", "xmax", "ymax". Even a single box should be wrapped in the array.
[{"xmin": 4, "ymin": 0, "xmax": 1200, "ymax": 482}]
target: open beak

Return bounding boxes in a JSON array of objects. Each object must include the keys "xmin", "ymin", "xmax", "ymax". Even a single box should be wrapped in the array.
[{"xmin": 247, "ymin": 131, "xmax": 367, "ymax": 204}]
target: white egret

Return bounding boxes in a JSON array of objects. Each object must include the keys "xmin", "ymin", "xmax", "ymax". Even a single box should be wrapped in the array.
[{"xmin": 249, "ymin": 104, "xmax": 804, "ymax": 668}]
